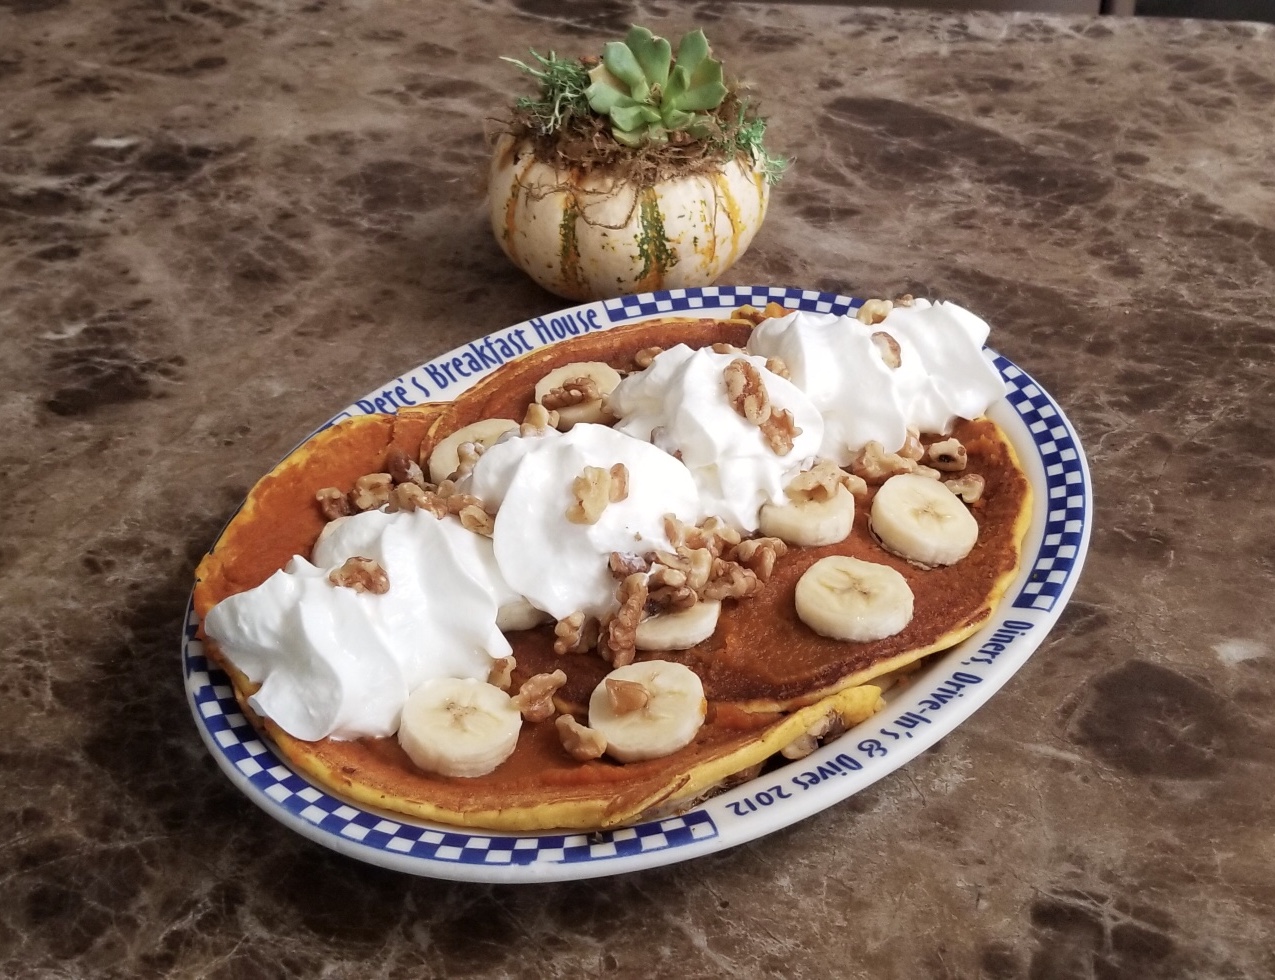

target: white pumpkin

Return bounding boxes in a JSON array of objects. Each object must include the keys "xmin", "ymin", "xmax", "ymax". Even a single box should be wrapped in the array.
[{"xmin": 488, "ymin": 134, "xmax": 770, "ymax": 301}]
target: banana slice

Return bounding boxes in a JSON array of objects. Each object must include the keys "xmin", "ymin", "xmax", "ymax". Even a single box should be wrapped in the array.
[
  {"xmin": 427, "ymin": 418, "xmax": 518, "ymax": 484},
  {"xmin": 635, "ymin": 600, "xmax": 721, "ymax": 651},
  {"xmin": 795, "ymin": 556, "xmax": 914, "ymax": 642},
  {"xmin": 758, "ymin": 484, "xmax": 855, "ymax": 547},
  {"xmin": 496, "ymin": 596, "xmax": 550, "ymax": 633},
  {"xmin": 588, "ymin": 661, "xmax": 706, "ymax": 763},
  {"xmin": 397, "ymin": 677, "xmax": 522, "ymax": 778},
  {"xmin": 533, "ymin": 362, "xmax": 622, "ymax": 430},
  {"xmin": 870, "ymin": 472, "xmax": 979, "ymax": 566}
]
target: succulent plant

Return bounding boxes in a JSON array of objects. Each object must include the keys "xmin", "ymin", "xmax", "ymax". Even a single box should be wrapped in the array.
[{"xmin": 585, "ymin": 27, "xmax": 728, "ymax": 147}]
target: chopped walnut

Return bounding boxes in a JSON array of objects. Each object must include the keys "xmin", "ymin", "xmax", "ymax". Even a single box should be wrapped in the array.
[
  {"xmin": 457, "ymin": 503, "xmax": 495, "ymax": 536},
  {"xmin": 606, "ymin": 678, "xmax": 651, "ymax": 715},
  {"xmin": 512, "ymin": 670, "xmax": 567, "ymax": 723},
  {"xmin": 488, "ymin": 656, "xmax": 516, "ymax": 691},
  {"xmin": 711, "ymin": 342, "xmax": 747, "ymax": 356},
  {"xmin": 785, "ymin": 458, "xmax": 853, "ymax": 503},
  {"xmin": 385, "ymin": 446, "xmax": 425, "ymax": 487},
  {"xmin": 855, "ymin": 298, "xmax": 893, "ymax": 325},
  {"xmin": 914, "ymin": 465, "xmax": 942, "ymax": 480},
  {"xmin": 608, "ymin": 463, "xmax": 629, "ymax": 503},
  {"xmin": 895, "ymin": 293, "xmax": 915, "ymax": 307},
  {"xmin": 634, "ymin": 346, "xmax": 663, "ymax": 370},
  {"xmin": 732, "ymin": 302, "xmax": 792, "ymax": 326},
  {"xmin": 553, "ymin": 612, "xmax": 598, "ymax": 655},
  {"xmin": 724, "ymin": 358, "xmax": 771, "ymax": 426},
  {"xmin": 350, "ymin": 473, "xmax": 393, "ymax": 511},
  {"xmin": 601, "ymin": 573, "xmax": 646, "ymax": 668},
  {"xmin": 701, "ymin": 560, "xmax": 760, "ymax": 601},
  {"xmin": 899, "ymin": 428, "xmax": 926, "ymax": 461},
  {"xmin": 541, "ymin": 376, "xmax": 601, "ymax": 411},
  {"xmin": 646, "ymin": 584, "xmax": 699, "ymax": 613},
  {"xmin": 328, "ymin": 556, "xmax": 389, "ymax": 594},
  {"xmin": 760, "ymin": 408, "xmax": 801, "ymax": 456},
  {"xmin": 731, "ymin": 537, "xmax": 788, "ymax": 583},
  {"xmin": 520, "ymin": 401, "xmax": 560, "ymax": 436},
  {"xmin": 850, "ymin": 441, "xmax": 917, "ymax": 483},
  {"xmin": 609, "ymin": 551, "xmax": 650, "ymax": 578},
  {"xmin": 764, "ymin": 356, "xmax": 791, "ymax": 380},
  {"xmin": 387, "ymin": 482, "xmax": 448, "ymax": 518},
  {"xmin": 649, "ymin": 564, "xmax": 688, "ymax": 590},
  {"xmin": 653, "ymin": 545, "xmax": 714, "ymax": 592},
  {"xmin": 316, "ymin": 487, "xmax": 352, "ymax": 522},
  {"xmin": 450, "ymin": 441, "xmax": 484, "ymax": 480},
  {"xmin": 871, "ymin": 331, "xmax": 902, "ymax": 369},
  {"xmin": 663, "ymin": 515, "xmax": 740, "ymax": 556},
  {"xmin": 927, "ymin": 437, "xmax": 968, "ymax": 472},
  {"xmin": 567, "ymin": 466, "xmax": 614, "ymax": 525},
  {"xmin": 945, "ymin": 473, "xmax": 986, "ymax": 503},
  {"xmin": 556, "ymin": 715, "xmax": 607, "ymax": 761}
]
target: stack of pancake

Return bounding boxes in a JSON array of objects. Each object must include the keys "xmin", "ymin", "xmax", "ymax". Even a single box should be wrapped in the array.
[{"xmin": 193, "ymin": 312, "xmax": 1031, "ymax": 831}]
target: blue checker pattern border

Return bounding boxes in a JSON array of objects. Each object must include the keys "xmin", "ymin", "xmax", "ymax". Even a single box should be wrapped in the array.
[
  {"xmin": 994, "ymin": 355, "xmax": 1087, "ymax": 612},
  {"xmin": 603, "ymin": 285, "xmax": 861, "ymax": 321},
  {"xmin": 183, "ymin": 606, "xmax": 719, "ymax": 869}
]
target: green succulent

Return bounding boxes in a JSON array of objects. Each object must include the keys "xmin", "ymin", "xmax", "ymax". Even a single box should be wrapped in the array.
[{"xmin": 585, "ymin": 27, "xmax": 728, "ymax": 147}]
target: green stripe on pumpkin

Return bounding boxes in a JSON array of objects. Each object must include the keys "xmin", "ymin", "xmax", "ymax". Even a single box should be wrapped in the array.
[
  {"xmin": 634, "ymin": 186, "xmax": 678, "ymax": 291},
  {"xmin": 557, "ymin": 201, "xmax": 588, "ymax": 298}
]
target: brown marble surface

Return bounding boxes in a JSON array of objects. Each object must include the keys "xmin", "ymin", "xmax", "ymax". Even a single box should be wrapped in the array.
[{"xmin": 2, "ymin": 1, "xmax": 1274, "ymax": 976}]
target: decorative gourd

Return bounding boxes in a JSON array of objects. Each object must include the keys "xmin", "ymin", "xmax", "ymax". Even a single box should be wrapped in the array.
[
  {"xmin": 490, "ymin": 27, "xmax": 784, "ymax": 301},
  {"xmin": 489, "ymin": 135, "xmax": 769, "ymax": 301}
]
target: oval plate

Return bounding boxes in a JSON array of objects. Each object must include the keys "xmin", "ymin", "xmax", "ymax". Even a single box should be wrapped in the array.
[{"xmin": 182, "ymin": 286, "xmax": 1091, "ymax": 883}]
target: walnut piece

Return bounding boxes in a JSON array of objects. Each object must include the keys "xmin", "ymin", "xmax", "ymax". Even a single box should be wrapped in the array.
[
  {"xmin": 634, "ymin": 346, "xmax": 663, "ymax": 370},
  {"xmin": 450, "ymin": 441, "xmax": 485, "ymax": 481},
  {"xmin": 850, "ymin": 441, "xmax": 917, "ymax": 483},
  {"xmin": 316, "ymin": 487, "xmax": 352, "ymax": 522},
  {"xmin": 785, "ymin": 458, "xmax": 853, "ymax": 503},
  {"xmin": 927, "ymin": 437, "xmax": 968, "ymax": 472},
  {"xmin": 521, "ymin": 401, "xmax": 559, "ymax": 436},
  {"xmin": 724, "ymin": 358, "xmax": 771, "ymax": 425},
  {"xmin": 871, "ymin": 331, "xmax": 902, "ymax": 369},
  {"xmin": 512, "ymin": 669, "xmax": 567, "ymax": 722},
  {"xmin": 760, "ymin": 408, "xmax": 801, "ymax": 456},
  {"xmin": 487, "ymin": 656, "xmax": 516, "ymax": 691},
  {"xmin": 711, "ymin": 342, "xmax": 747, "ymax": 356},
  {"xmin": 732, "ymin": 302, "xmax": 792, "ymax": 325},
  {"xmin": 541, "ymin": 376, "xmax": 601, "ymax": 411},
  {"xmin": 945, "ymin": 473, "xmax": 986, "ymax": 503},
  {"xmin": 606, "ymin": 677, "xmax": 651, "ymax": 715},
  {"xmin": 855, "ymin": 298, "xmax": 893, "ymax": 325},
  {"xmin": 730, "ymin": 537, "xmax": 788, "ymax": 583},
  {"xmin": 701, "ymin": 560, "xmax": 759, "ymax": 601},
  {"xmin": 350, "ymin": 473, "xmax": 393, "ymax": 511},
  {"xmin": 608, "ymin": 551, "xmax": 650, "ymax": 579},
  {"xmin": 601, "ymin": 573, "xmax": 647, "ymax": 668},
  {"xmin": 608, "ymin": 463, "xmax": 629, "ymax": 503},
  {"xmin": 328, "ymin": 556, "xmax": 390, "ymax": 594},
  {"xmin": 385, "ymin": 446, "xmax": 425, "ymax": 487},
  {"xmin": 567, "ymin": 466, "xmax": 614, "ymax": 525},
  {"xmin": 556, "ymin": 715, "xmax": 607, "ymax": 761},
  {"xmin": 553, "ymin": 612, "xmax": 598, "ymax": 655},
  {"xmin": 457, "ymin": 503, "xmax": 494, "ymax": 536},
  {"xmin": 895, "ymin": 293, "xmax": 915, "ymax": 307},
  {"xmin": 764, "ymin": 356, "xmax": 791, "ymax": 380},
  {"xmin": 898, "ymin": 428, "xmax": 925, "ymax": 461}
]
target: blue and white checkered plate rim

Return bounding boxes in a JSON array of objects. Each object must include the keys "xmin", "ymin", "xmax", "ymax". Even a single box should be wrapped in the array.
[{"xmin": 182, "ymin": 286, "xmax": 1092, "ymax": 883}]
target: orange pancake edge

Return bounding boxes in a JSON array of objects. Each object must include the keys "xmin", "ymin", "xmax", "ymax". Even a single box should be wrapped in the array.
[{"xmin": 192, "ymin": 313, "xmax": 1034, "ymax": 832}]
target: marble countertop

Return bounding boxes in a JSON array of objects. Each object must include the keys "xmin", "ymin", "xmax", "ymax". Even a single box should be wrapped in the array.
[{"xmin": 3, "ymin": 1, "xmax": 1273, "ymax": 976}]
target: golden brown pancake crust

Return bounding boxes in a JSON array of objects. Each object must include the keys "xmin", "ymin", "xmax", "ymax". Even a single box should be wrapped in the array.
[{"xmin": 193, "ymin": 314, "xmax": 1032, "ymax": 831}]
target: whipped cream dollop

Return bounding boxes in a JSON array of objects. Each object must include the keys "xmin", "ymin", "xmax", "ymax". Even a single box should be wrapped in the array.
[
  {"xmin": 467, "ymin": 423, "xmax": 701, "ymax": 620},
  {"xmin": 746, "ymin": 301, "xmax": 1006, "ymax": 464},
  {"xmin": 203, "ymin": 508, "xmax": 512, "ymax": 741},
  {"xmin": 608, "ymin": 344, "xmax": 824, "ymax": 531}
]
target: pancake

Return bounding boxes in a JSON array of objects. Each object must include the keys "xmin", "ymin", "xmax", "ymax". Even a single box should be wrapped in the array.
[{"xmin": 193, "ymin": 312, "xmax": 1032, "ymax": 831}]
